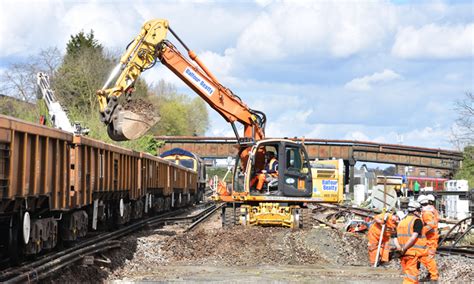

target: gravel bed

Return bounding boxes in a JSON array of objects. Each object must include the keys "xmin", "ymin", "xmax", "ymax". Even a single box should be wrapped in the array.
[{"xmin": 42, "ymin": 213, "xmax": 474, "ymax": 283}]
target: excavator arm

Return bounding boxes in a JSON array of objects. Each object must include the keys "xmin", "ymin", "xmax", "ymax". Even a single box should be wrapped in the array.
[{"xmin": 97, "ymin": 19, "xmax": 265, "ymax": 142}]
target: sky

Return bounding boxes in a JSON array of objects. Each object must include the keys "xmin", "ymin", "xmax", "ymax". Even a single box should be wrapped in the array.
[{"xmin": 0, "ymin": 0, "xmax": 473, "ymax": 150}]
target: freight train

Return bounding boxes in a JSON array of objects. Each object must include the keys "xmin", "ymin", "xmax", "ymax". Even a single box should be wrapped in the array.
[{"xmin": 0, "ymin": 115, "xmax": 200, "ymax": 261}]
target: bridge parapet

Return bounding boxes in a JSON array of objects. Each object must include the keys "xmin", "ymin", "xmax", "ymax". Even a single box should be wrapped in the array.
[{"xmin": 156, "ymin": 136, "xmax": 463, "ymax": 172}]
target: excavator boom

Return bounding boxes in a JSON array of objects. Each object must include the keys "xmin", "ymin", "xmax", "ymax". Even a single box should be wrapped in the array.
[{"xmin": 97, "ymin": 19, "xmax": 265, "ymax": 142}]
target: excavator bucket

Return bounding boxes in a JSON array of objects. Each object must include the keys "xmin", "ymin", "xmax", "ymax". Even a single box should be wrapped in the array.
[{"xmin": 107, "ymin": 109, "xmax": 160, "ymax": 141}]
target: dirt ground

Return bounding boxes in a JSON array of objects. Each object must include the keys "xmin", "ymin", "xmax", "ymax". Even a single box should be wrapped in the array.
[
  {"xmin": 47, "ymin": 211, "xmax": 474, "ymax": 283},
  {"xmin": 122, "ymin": 98, "xmax": 159, "ymax": 122}
]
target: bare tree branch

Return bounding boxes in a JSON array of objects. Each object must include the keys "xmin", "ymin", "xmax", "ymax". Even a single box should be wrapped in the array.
[{"xmin": 452, "ymin": 92, "xmax": 474, "ymax": 149}]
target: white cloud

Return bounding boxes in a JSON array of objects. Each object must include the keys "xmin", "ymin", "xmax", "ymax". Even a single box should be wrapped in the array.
[
  {"xmin": 0, "ymin": 1, "xmax": 67, "ymax": 57},
  {"xmin": 345, "ymin": 69, "xmax": 402, "ymax": 91},
  {"xmin": 254, "ymin": 0, "xmax": 274, "ymax": 8},
  {"xmin": 233, "ymin": 1, "xmax": 397, "ymax": 61},
  {"xmin": 199, "ymin": 49, "xmax": 235, "ymax": 79},
  {"xmin": 344, "ymin": 131, "xmax": 371, "ymax": 142},
  {"xmin": 392, "ymin": 23, "xmax": 474, "ymax": 59},
  {"xmin": 342, "ymin": 125, "xmax": 455, "ymax": 149},
  {"xmin": 0, "ymin": 0, "xmax": 470, "ymax": 152},
  {"xmin": 444, "ymin": 73, "xmax": 463, "ymax": 81}
]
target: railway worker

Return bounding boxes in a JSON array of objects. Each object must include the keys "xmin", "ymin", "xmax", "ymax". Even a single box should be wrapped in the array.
[
  {"xmin": 367, "ymin": 211, "xmax": 400, "ymax": 266},
  {"xmin": 417, "ymin": 194, "xmax": 439, "ymax": 282},
  {"xmin": 394, "ymin": 201, "xmax": 428, "ymax": 284},
  {"xmin": 251, "ymin": 151, "xmax": 279, "ymax": 191}
]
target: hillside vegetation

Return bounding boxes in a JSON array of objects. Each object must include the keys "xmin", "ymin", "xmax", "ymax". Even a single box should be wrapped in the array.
[{"xmin": 0, "ymin": 31, "xmax": 209, "ymax": 155}]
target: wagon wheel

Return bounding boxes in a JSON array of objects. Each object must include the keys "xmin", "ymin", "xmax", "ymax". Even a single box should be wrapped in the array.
[{"xmin": 8, "ymin": 213, "xmax": 20, "ymax": 265}]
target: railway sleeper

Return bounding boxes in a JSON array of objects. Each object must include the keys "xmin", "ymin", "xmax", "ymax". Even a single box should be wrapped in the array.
[{"xmin": 300, "ymin": 207, "xmax": 316, "ymax": 229}]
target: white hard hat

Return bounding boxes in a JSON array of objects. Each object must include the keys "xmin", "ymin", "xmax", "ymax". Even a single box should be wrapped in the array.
[
  {"xmin": 426, "ymin": 194, "xmax": 435, "ymax": 202},
  {"xmin": 417, "ymin": 195, "xmax": 429, "ymax": 205},
  {"xmin": 408, "ymin": 200, "xmax": 421, "ymax": 212},
  {"xmin": 396, "ymin": 210, "xmax": 406, "ymax": 220}
]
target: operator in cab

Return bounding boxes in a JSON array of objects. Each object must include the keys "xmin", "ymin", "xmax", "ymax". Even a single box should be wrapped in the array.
[{"xmin": 251, "ymin": 151, "xmax": 278, "ymax": 192}]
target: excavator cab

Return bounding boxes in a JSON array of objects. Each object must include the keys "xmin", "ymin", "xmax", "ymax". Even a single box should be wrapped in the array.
[{"xmin": 236, "ymin": 139, "xmax": 313, "ymax": 197}]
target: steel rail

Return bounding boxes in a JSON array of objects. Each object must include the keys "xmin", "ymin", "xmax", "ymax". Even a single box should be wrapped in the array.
[
  {"xmin": 184, "ymin": 203, "xmax": 224, "ymax": 232},
  {"xmin": 5, "ymin": 241, "xmax": 121, "ymax": 283},
  {"xmin": 437, "ymin": 246, "xmax": 474, "ymax": 258},
  {"xmin": 0, "ymin": 209, "xmax": 183, "ymax": 281},
  {"xmin": 0, "ymin": 203, "xmax": 219, "ymax": 283}
]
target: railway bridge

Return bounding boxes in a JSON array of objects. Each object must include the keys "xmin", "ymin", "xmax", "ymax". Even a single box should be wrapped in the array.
[{"xmin": 156, "ymin": 136, "xmax": 464, "ymax": 192}]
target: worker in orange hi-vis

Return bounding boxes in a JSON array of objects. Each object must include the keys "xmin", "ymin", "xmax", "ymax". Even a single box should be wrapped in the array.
[
  {"xmin": 417, "ymin": 194, "xmax": 439, "ymax": 282},
  {"xmin": 367, "ymin": 211, "xmax": 400, "ymax": 266},
  {"xmin": 394, "ymin": 201, "xmax": 429, "ymax": 284},
  {"xmin": 250, "ymin": 151, "xmax": 278, "ymax": 191}
]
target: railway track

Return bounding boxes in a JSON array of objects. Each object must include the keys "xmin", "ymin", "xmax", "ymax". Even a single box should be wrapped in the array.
[
  {"xmin": 0, "ymin": 202, "xmax": 223, "ymax": 283},
  {"xmin": 438, "ymin": 246, "xmax": 474, "ymax": 258},
  {"xmin": 313, "ymin": 203, "xmax": 474, "ymax": 259}
]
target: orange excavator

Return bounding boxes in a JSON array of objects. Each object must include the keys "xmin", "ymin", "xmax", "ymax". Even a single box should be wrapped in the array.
[{"xmin": 97, "ymin": 19, "xmax": 343, "ymax": 228}]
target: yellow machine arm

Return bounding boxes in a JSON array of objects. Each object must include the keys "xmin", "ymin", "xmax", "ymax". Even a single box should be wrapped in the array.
[{"xmin": 97, "ymin": 19, "xmax": 265, "ymax": 142}]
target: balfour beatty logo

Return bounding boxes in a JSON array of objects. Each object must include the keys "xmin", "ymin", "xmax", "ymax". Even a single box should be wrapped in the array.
[
  {"xmin": 322, "ymin": 180, "xmax": 338, "ymax": 191},
  {"xmin": 183, "ymin": 67, "xmax": 215, "ymax": 96}
]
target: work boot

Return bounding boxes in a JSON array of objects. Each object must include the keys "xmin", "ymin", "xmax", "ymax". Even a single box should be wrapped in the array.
[{"xmin": 419, "ymin": 276, "xmax": 437, "ymax": 283}]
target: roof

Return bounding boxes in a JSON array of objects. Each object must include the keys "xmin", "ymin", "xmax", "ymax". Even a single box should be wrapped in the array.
[{"xmin": 160, "ymin": 147, "xmax": 195, "ymax": 159}]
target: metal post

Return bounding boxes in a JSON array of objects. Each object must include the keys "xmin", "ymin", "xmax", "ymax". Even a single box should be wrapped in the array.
[
  {"xmin": 349, "ymin": 159, "xmax": 356, "ymax": 198},
  {"xmin": 344, "ymin": 161, "xmax": 350, "ymax": 190}
]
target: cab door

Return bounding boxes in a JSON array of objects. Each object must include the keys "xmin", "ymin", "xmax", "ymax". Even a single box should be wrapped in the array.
[{"xmin": 279, "ymin": 142, "xmax": 312, "ymax": 197}]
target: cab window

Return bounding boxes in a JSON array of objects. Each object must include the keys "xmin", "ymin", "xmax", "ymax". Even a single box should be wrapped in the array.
[
  {"xmin": 286, "ymin": 147, "xmax": 302, "ymax": 170},
  {"xmin": 233, "ymin": 157, "xmax": 245, "ymax": 192},
  {"xmin": 286, "ymin": 146, "xmax": 310, "ymax": 174},
  {"xmin": 179, "ymin": 159, "xmax": 194, "ymax": 169}
]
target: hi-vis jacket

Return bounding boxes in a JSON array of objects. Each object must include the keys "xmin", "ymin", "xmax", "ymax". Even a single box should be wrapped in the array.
[
  {"xmin": 265, "ymin": 158, "xmax": 278, "ymax": 176},
  {"xmin": 397, "ymin": 214, "xmax": 428, "ymax": 256}
]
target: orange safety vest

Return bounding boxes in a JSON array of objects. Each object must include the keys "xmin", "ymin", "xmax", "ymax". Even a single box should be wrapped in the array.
[
  {"xmin": 422, "ymin": 205, "xmax": 439, "ymax": 244},
  {"xmin": 369, "ymin": 213, "xmax": 397, "ymax": 241},
  {"xmin": 397, "ymin": 214, "xmax": 428, "ymax": 256},
  {"xmin": 267, "ymin": 158, "xmax": 278, "ymax": 177}
]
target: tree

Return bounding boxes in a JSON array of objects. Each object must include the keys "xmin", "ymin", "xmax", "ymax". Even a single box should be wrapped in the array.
[
  {"xmin": 383, "ymin": 166, "xmax": 396, "ymax": 176},
  {"xmin": 452, "ymin": 92, "xmax": 474, "ymax": 149},
  {"xmin": 454, "ymin": 146, "xmax": 474, "ymax": 186},
  {"xmin": 0, "ymin": 47, "xmax": 62, "ymax": 103},
  {"xmin": 54, "ymin": 48, "xmax": 114, "ymax": 111},
  {"xmin": 0, "ymin": 95, "xmax": 40, "ymax": 122},
  {"xmin": 55, "ymin": 30, "xmax": 149, "ymax": 115},
  {"xmin": 452, "ymin": 92, "xmax": 474, "ymax": 186},
  {"xmin": 186, "ymin": 97, "xmax": 209, "ymax": 135},
  {"xmin": 148, "ymin": 80, "xmax": 209, "ymax": 136},
  {"xmin": 65, "ymin": 30, "xmax": 103, "ymax": 59},
  {"xmin": 0, "ymin": 63, "xmax": 37, "ymax": 102}
]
